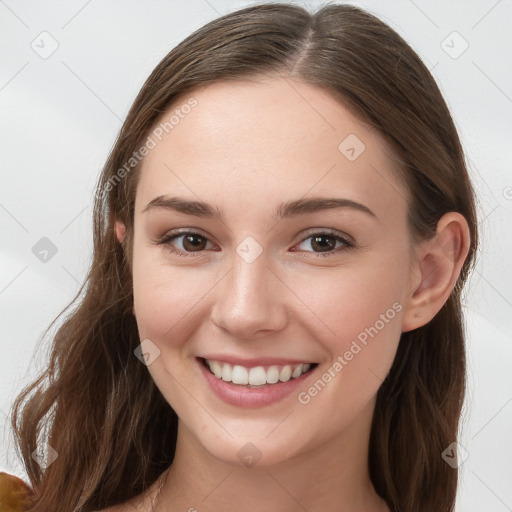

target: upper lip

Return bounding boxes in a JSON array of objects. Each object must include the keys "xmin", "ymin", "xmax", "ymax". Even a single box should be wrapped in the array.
[{"xmin": 198, "ymin": 355, "xmax": 316, "ymax": 367}]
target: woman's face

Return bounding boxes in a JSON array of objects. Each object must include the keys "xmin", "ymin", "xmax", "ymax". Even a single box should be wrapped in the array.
[{"xmin": 130, "ymin": 77, "xmax": 417, "ymax": 466}]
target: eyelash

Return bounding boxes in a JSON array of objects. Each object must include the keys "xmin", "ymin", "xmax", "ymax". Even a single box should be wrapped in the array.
[{"xmin": 154, "ymin": 229, "xmax": 355, "ymax": 258}]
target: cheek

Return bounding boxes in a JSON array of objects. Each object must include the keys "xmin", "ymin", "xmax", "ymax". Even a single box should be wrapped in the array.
[
  {"xmin": 291, "ymin": 269, "xmax": 404, "ymax": 431},
  {"xmin": 291, "ymin": 256, "xmax": 405, "ymax": 381},
  {"xmin": 295, "ymin": 260, "xmax": 404, "ymax": 336},
  {"xmin": 132, "ymin": 248, "xmax": 216, "ymax": 344},
  {"xmin": 134, "ymin": 271, "xmax": 192, "ymax": 336}
]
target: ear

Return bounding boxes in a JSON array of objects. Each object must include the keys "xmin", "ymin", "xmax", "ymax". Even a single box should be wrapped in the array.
[
  {"xmin": 114, "ymin": 220, "xmax": 126, "ymax": 244},
  {"xmin": 401, "ymin": 212, "xmax": 471, "ymax": 332}
]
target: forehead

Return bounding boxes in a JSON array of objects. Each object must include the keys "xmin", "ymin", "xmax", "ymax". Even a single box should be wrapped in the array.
[{"xmin": 135, "ymin": 77, "xmax": 409, "ymax": 222}]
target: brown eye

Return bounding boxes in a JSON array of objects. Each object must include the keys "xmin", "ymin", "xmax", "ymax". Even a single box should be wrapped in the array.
[
  {"xmin": 292, "ymin": 230, "xmax": 354, "ymax": 257},
  {"xmin": 156, "ymin": 231, "xmax": 215, "ymax": 257},
  {"xmin": 181, "ymin": 234, "xmax": 208, "ymax": 251},
  {"xmin": 309, "ymin": 234, "xmax": 338, "ymax": 252}
]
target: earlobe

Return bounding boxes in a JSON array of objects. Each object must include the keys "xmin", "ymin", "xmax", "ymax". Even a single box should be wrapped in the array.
[
  {"xmin": 401, "ymin": 212, "xmax": 471, "ymax": 332},
  {"xmin": 114, "ymin": 220, "xmax": 126, "ymax": 244}
]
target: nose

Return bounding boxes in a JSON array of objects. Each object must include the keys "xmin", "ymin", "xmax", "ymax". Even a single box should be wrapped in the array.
[{"xmin": 210, "ymin": 252, "xmax": 288, "ymax": 339}]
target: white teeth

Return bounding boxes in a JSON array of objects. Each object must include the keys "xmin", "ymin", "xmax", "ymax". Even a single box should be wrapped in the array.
[
  {"xmin": 210, "ymin": 360, "xmax": 223, "ymax": 378},
  {"xmin": 232, "ymin": 365, "xmax": 249, "ymax": 385},
  {"xmin": 266, "ymin": 365, "xmax": 279, "ymax": 384},
  {"xmin": 248, "ymin": 366, "xmax": 267, "ymax": 385},
  {"xmin": 291, "ymin": 364, "xmax": 304, "ymax": 379},
  {"xmin": 278, "ymin": 365, "xmax": 292, "ymax": 382},
  {"xmin": 205, "ymin": 359, "xmax": 313, "ymax": 386},
  {"xmin": 221, "ymin": 363, "xmax": 232, "ymax": 382}
]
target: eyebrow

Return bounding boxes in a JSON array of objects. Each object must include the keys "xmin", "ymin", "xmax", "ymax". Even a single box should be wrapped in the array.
[{"xmin": 141, "ymin": 195, "xmax": 376, "ymax": 220}]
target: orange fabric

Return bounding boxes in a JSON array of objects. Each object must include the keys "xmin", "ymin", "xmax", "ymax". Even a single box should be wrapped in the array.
[{"xmin": 0, "ymin": 473, "xmax": 33, "ymax": 512}]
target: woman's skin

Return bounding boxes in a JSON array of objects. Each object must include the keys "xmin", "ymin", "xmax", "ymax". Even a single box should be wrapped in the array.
[{"xmin": 110, "ymin": 76, "xmax": 470, "ymax": 512}]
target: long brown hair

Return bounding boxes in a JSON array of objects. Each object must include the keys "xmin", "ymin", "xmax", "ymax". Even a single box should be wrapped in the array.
[{"xmin": 10, "ymin": 3, "xmax": 478, "ymax": 511}]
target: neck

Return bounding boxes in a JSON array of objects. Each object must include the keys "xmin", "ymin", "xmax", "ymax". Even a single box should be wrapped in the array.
[{"xmin": 157, "ymin": 403, "xmax": 388, "ymax": 512}]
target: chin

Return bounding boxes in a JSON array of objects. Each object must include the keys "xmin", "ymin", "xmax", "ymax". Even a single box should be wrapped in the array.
[{"xmin": 202, "ymin": 435, "xmax": 302, "ymax": 469}]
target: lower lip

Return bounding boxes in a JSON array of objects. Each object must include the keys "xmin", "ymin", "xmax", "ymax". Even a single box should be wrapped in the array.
[{"xmin": 197, "ymin": 359, "xmax": 316, "ymax": 408}]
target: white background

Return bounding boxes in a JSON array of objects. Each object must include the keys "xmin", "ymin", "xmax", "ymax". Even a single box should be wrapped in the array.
[{"xmin": 1, "ymin": 1, "xmax": 511, "ymax": 510}]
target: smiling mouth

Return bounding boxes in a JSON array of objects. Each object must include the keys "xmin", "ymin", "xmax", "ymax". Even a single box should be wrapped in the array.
[{"xmin": 199, "ymin": 357, "xmax": 318, "ymax": 387}]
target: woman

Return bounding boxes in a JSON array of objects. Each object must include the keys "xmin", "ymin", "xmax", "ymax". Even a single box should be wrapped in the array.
[{"xmin": 5, "ymin": 3, "xmax": 478, "ymax": 511}]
